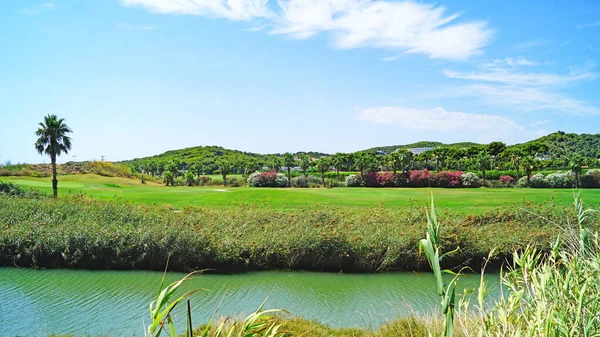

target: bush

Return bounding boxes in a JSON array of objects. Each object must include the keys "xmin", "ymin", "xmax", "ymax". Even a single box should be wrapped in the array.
[
  {"xmin": 291, "ymin": 175, "xmax": 309, "ymax": 188},
  {"xmin": 433, "ymin": 171, "xmax": 463, "ymax": 188},
  {"xmin": 461, "ymin": 172, "xmax": 481, "ymax": 188},
  {"xmin": 499, "ymin": 175, "xmax": 515, "ymax": 185},
  {"xmin": 377, "ymin": 172, "xmax": 397, "ymax": 187},
  {"xmin": 530, "ymin": 173, "xmax": 545, "ymax": 188},
  {"xmin": 517, "ymin": 176, "xmax": 528, "ymax": 187},
  {"xmin": 247, "ymin": 171, "xmax": 288, "ymax": 187},
  {"xmin": 307, "ymin": 175, "xmax": 322, "ymax": 188},
  {"xmin": 0, "ymin": 181, "xmax": 25, "ymax": 196},
  {"xmin": 582, "ymin": 169, "xmax": 600, "ymax": 188},
  {"xmin": 275, "ymin": 174, "xmax": 288, "ymax": 187},
  {"xmin": 198, "ymin": 176, "xmax": 212, "ymax": 186},
  {"xmin": 544, "ymin": 171, "xmax": 575, "ymax": 188},
  {"xmin": 324, "ymin": 178, "xmax": 345, "ymax": 188},
  {"xmin": 345, "ymin": 174, "xmax": 362, "ymax": 187},
  {"xmin": 409, "ymin": 169, "xmax": 431, "ymax": 187}
]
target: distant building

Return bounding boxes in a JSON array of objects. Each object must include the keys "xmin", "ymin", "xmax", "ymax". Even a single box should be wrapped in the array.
[
  {"xmin": 406, "ymin": 147, "xmax": 433, "ymax": 155},
  {"xmin": 375, "ymin": 150, "xmax": 387, "ymax": 155}
]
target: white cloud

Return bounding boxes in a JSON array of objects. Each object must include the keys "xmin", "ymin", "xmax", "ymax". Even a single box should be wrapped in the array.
[
  {"xmin": 436, "ymin": 84, "xmax": 600, "ymax": 115},
  {"xmin": 443, "ymin": 68, "xmax": 597, "ymax": 86},
  {"xmin": 355, "ymin": 106, "xmax": 522, "ymax": 132},
  {"xmin": 381, "ymin": 56, "xmax": 398, "ymax": 62},
  {"xmin": 482, "ymin": 56, "xmax": 548, "ymax": 68},
  {"xmin": 531, "ymin": 120, "xmax": 550, "ymax": 126},
  {"xmin": 18, "ymin": 2, "xmax": 55, "ymax": 16},
  {"xmin": 122, "ymin": 0, "xmax": 493, "ymax": 60},
  {"xmin": 577, "ymin": 21, "xmax": 600, "ymax": 29},
  {"xmin": 115, "ymin": 23, "xmax": 156, "ymax": 30},
  {"xmin": 122, "ymin": 0, "xmax": 274, "ymax": 21},
  {"xmin": 214, "ymin": 95, "xmax": 222, "ymax": 104}
]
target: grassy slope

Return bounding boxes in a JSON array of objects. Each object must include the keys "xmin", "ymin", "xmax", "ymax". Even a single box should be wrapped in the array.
[{"xmin": 3, "ymin": 174, "xmax": 600, "ymax": 213}]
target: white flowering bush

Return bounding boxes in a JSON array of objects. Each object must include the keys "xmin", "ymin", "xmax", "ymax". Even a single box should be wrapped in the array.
[
  {"xmin": 530, "ymin": 173, "xmax": 545, "ymax": 188},
  {"xmin": 275, "ymin": 174, "xmax": 288, "ymax": 187},
  {"xmin": 544, "ymin": 171, "xmax": 575, "ymax": 188},
  {"xmin": 461, "ymin": 172, "xmax": 481, "ymax": 188},
  {"xmin": 517, "ymin": 176, "xmax": 529, "ymax": 187},
  {"xmin": 345, "ymin": 174, "xmax": 362, "ymax": 187}
]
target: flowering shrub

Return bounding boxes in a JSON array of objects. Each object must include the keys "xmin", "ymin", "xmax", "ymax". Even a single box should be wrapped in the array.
[
  {"xmin": 409, "ymin": 169, "xmax": 431, "ymax": 187},
  {"xmin": 247, "ymin": 171, "xmax": 287, "ymax": 187},
  {"xmin": 530, "ymin": 173, "xmax": 545, "ymax": 188},
  {"xmin": 291, "ymin": 175, "xmax": 308, "ymax": 188},
  {"xmin": 377, "ymin": 172, "xmax": 397, "ymax": 187},
  {"xmin": 345, "ymin": 174, "xmax": 362, "ymax": 187},
  {"xmin": 433, "ymin": 171, "xmax": 463, "ymax": 188},
  {"xmin": 582, "ymin": 169, "xmax": 600, "ymax": 188},
  {"xmin": 198, "ymin": 176, "xmax": 212, "ymax": 186},
  {"xmin": 499, "ymin": 175, "xmax": 515, "ymax": 185},
  {"xmin": 362, "ymin": 172, "xmax": 379, "ymax": 187},
  {"xmin": 543, "ymin": 171, "xmax": 575, "ymax": 188},
  {"xmin": 461, "ymin": 172, "xmax": 481, "ymax": 188},
  {"xmin": 394, "ymin": 172, "xmax": 410, "ymax": 187},
  {"xmin": 517, "ymin": 176, "xmax": 528, "ymax": 187}
]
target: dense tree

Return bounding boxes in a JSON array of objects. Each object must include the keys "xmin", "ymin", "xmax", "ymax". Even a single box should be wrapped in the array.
[
  {"xmin": 487, "ymin": 142, "xmax": 506, "ymax": 157},
  {"xmin": 283, "ymin": 152, "xmax": 295, "ymax": 187},
  {"xmin": 315, "ymin": 157, "xmax": 331, "ymax": 187},
  {"xmin": 385, "ymin": 151, "xmax": 401, "ymax": 175},
  {"xmin": 432, "ymin": 147, "xmax": 446, "ymax": 172},
  {"xmin": 35, "ymin": 114, "xmax": 73, "ymax": 198}
]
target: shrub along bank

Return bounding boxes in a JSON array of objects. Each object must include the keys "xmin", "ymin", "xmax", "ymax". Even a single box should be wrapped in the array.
[{"xmin": 0, "ymin": 194, "xmax": 590, "ymax": 272}]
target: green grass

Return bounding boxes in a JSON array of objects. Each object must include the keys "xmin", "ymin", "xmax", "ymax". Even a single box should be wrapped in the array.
[{"xmin": 3, "ymin": 174, "xmax": 600, "ymax": 213}]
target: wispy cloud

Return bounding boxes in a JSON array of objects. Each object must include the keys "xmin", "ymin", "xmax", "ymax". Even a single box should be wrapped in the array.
[
  {"xmin": 531, "ymin": 120, "xmax": 550, "ymax": 126},
  {"xmin": 438, "ymin": 60, "xmax": 600, "ymax": 115},
  {"xmin": 355, "ymin": 106, "xmax": 522, "ymax": 132},
  {"xmin": 214, "ymin": 95, "xmax": 222, "ymax": 104},
  {"xmin": 381, "ymin": 56, "xmax": 398, "ymax": 62},
  {"xmin": 18, "ymin": 2, "xmax": 55, "ymax": 16},
  {"xmin": 577, "ymin": 21, "xmax": 600, "ymax": 29},
  {"xmin": 114, "ymin": 23, "xmax": 156, "ymax": 31},
  {"xmin": 122, "ymin": 0, "xmax": 494, "ymax": 61}
]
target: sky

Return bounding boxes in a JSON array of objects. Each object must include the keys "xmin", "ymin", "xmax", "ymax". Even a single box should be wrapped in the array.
[{"xmin": 1, "ymin": 0, "xmax": 599, "ymax": 164}]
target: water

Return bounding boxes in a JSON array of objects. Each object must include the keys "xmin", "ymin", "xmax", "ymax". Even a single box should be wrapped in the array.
[{"xmin": 0, "ymin": 268, "xmax": 499, "ymax": 336}]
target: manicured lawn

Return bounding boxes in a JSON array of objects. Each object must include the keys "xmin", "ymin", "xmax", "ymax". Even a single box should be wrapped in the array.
[{"xmin": 3, "ymin": 174, "xmax": 600, "ymax": 213}]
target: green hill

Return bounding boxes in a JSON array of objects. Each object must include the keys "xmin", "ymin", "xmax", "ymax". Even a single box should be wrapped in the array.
[
  {"xmin": 513, "ymin": 131, "xmax": 600, "ymax": 159},
  {"xmin": 361, "ymin": 141, "xmax": 481, "ymax": 154}
]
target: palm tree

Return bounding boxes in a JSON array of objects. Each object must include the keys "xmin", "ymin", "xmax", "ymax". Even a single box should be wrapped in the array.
[
  {"xmin": 299, "ymin": 155, "xmax": 311, "ymax": 176},
  {"xmin": 507, "ymin": 149, "xmax": 523, "ymax": 181},
  {"xmin": 476, "ymin": 151, "xmax": 490, "ymax": 184},
  {"xmin": 396, "ymin": 148, "xmax": 413, "ymax": 173},
  {"xmin": 35, "ymin": 114, "xmax": 73, "ymax": 198},
  {"xmin": 432, "ymin": 147, "xmax": 446, "ymax": 172},
  {"xmin": 569, "ymin": 154, "xmax": 585, "ymax": 188},
  {"xmin": 521, "ymin": 156, "xmax": 537, "ymax": 187},
  {"xmin": 315, "ymin": 157, "xmax": 331, "ymax": 187},
  {"xmin": 386, "ymin": 152, "xmax": 401, "ymax": 175},
  {"xmin": 331, "ymin": 153, "xmax": 345, "ymax": 180},
  {"xmin": 283, "ymin": 152, "xmax": 295, "ymax": 187},
  {"xmin": 270, "ymin": 157, "xmax": 282, "ymax": 173},
  {"xmin": 217, "ymin": 160, "xmax": 231, "ymax": 186}
]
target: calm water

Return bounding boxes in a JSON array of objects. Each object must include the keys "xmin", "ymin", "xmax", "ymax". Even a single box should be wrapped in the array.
[{"xmin": 1, "ymin": 268, "xmax": 499, "ymax": 336}]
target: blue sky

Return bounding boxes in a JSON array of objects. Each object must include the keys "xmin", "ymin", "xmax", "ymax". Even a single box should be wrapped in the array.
[{"xmin": 1, "ymin": 0, "xmax": 599, "ymax": 164}]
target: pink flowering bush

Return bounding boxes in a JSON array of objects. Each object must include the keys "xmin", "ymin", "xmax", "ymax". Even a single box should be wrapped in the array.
[
  {"xmin": 499, "ymin": 175, "xmax": 515, "ymax": 185},
  {"xmin": 409, "ymin": 169, "xmax": 432, "ymax": 187},
  {"xmin": 433, "ymin": 171, "xmax": 463, "ymax": 188},
  {"xmin": 377, "ymin": 172, "xmax": 397, "ymax": 187},
  {"xmin": 362, "ymin": 172, "xmax": 379, "ymax": 187}
]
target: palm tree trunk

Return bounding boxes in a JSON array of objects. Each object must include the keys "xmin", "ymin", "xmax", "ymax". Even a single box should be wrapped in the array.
[
  {"xmin": 321, "ymin": 173, "xmax": 325, "ymax": 187},
  {"xmin": 576, "ymin": 171, "xmax": 579, "ymax": 188},
  {"xmin": 287, "ymin": 168, "xmax": 291, "ymax": 187},
  {"xmin": 222, "ymin": 173, "xmax": 227, "ymax": 186},
  {"xmin": 51, "ymin": 153, "xmax": 58, "ymax": 198},
  {"xmin": 527, "ymin": 174, "xmax": 531, "ymax": 187}
]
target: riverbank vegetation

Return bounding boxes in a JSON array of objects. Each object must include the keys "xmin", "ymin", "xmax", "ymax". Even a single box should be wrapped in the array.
[{"xmin": 1, "ymin": 192, "xmax": 593, "ymax": 273}]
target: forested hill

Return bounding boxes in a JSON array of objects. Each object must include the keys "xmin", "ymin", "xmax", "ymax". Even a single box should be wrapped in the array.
[
  {"xmin": 515, "ymin": 132, "xmax": 600, "ymax": 159},
  {"xmin": 121, "ymin": 132, "xmax": 599, "ymax": 175},
  {"xmin": 361, "ymin": 141, "xmax": 481, "ymax": 154}
]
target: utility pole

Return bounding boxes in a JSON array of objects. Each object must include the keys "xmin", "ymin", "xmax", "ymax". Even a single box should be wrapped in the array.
[{"xmin": 100, "ymin": 155, "xmax": 105, "ymax": 162}]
